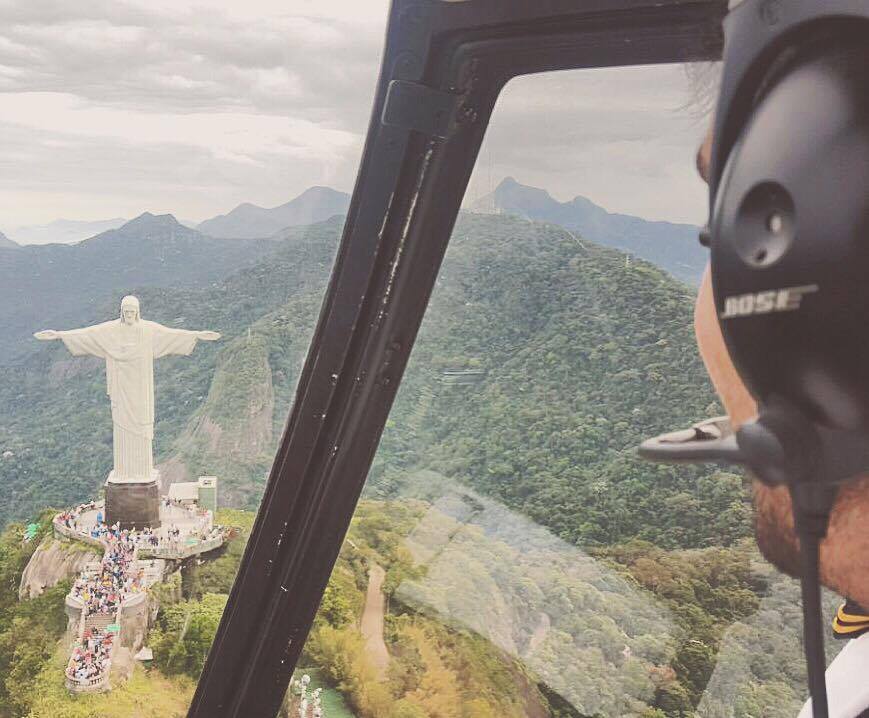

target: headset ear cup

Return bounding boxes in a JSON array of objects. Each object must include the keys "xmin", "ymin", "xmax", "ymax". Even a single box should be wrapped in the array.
[{"xmin": 710, "ymin": 38, "xmax": 869, "ymax": 431}]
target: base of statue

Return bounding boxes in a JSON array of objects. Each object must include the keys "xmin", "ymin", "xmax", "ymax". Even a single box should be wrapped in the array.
[{"xmin": 104, "ymin": 470, "xmax": 161, "ymax": 530}]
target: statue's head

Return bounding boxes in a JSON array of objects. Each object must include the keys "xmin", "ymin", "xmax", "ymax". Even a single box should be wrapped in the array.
[{"xmin": 120, "ymin": 295, "xmax": 140, "ymax": 325}]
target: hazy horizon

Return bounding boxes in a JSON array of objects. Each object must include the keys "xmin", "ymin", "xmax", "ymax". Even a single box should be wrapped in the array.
[{"xmin": 5, "ymin": 171, "xmax": 709, "ymax": 246}]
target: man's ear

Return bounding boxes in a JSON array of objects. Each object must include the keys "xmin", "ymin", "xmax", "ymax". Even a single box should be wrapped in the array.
[{"xmin": 696, "ymin": 122, "xmax": 714, "ymax": 183}]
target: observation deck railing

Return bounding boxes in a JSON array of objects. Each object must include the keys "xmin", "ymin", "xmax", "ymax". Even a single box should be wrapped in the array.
[{"xmin": 137, "ymin": 534, "xmax": 224, "ymax": 560}]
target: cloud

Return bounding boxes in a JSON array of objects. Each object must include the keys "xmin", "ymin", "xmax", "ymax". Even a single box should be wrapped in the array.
[
  {"xmin": 0, "ymin": 1, "xmax": 384, "ymax": 123},
  {"xmin": 0, "ymin": 105, "xmax": 360, "ymax": 223},
  {"xmin": 0, "ymin": 0, "xmax": 710, "ymax": 227},
  {"xmin": 0, "ymin": 92, "xmax": 357, "ymax": 160}
]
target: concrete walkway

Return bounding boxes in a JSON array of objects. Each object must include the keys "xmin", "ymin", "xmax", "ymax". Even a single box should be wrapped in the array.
[{"xmin": 360, "ymin": 564, "xmax": 389, "ymax": 678}]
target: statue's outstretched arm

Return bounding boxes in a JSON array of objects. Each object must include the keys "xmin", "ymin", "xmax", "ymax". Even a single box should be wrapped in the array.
[
  {"xmin": 35, "ymin": 324, "xmax": 111, "ymax": 358},
  {"xmin": 151, "ymin": 323, "xmax": 220, "ymax": 358}
]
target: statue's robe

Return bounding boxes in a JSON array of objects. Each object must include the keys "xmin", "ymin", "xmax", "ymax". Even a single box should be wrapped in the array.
[{"xmin": 57, "ymin": 320, "xmax": 202, "ymax": 481}]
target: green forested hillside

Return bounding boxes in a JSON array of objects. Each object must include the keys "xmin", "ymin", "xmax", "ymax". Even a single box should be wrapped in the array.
[
  {"xmin": 1, "ymin": 211, "xmax": 744, "ymax": 551},
  {"xmin": 372, "ymin": 213, "xmax": 745, "ymax": 549},
  {"xmin": 184, "ymin": 209, "xmax": 748, "ymax": 553},
  {"xmin": 1, "ymin": 500, "xmax": 828, "ymax": 718},
  {"xmin": 5, "ymin": 503, "xmax": 549, "ymax": 718}
]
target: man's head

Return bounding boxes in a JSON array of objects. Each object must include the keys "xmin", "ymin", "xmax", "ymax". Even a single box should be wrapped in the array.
[
  {"xmin": 120, "ymin": 295, "xmax": 140, "ymax": 325},
  {"xmin": 693, "ymin": 0, "xmax": 869, "ymax": 606}
]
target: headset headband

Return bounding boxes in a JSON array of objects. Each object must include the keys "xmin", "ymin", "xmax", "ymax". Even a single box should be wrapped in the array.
[{"xmin": 711, "ymin": 0, "xmax": 869, "ymax": 202}]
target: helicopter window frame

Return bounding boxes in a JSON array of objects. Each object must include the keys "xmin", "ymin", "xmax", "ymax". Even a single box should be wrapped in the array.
[{"xmin": 188, "ymin": 1, "xmax": 726, "ymax": 715}]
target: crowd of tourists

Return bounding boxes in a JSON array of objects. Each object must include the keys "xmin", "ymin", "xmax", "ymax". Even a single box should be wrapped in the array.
[
  {"xmin": 290, "ymin": 674, "xmax": 325, "ymax": 718},
  {"xmin": 63, "ymin": 509, "xmax": 144, "ymax": 685},
  {"xmin": 55, "ymin": 501, "xmax": 216, "ymax": 555},
  {"xmin": 57, "ymin": 500, "xmax": 224, "ymax": 688},
  {"xmin": 56, "ymin": 501, "xmax": 98, "ymax": 533},
  {"xmin": 66, "ymin": 628, "xmax": 114, "ymax": 684},
  {"xmin": 69, "ymin": 537, "xmax": 143, "ymax": 616}
]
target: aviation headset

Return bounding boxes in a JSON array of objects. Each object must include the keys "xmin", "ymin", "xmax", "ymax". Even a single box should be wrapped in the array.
[{"xmin": 640, "ymin": 2, "xmax": 869, "ymax": 717}]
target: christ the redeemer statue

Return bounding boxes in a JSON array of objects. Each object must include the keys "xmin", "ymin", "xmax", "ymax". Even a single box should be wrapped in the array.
[{"xmin": 35, "ymin": 295, "xmax": 220, "ymax": 484}]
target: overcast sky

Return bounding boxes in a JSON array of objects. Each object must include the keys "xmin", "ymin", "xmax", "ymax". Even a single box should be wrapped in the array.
[{"xmin": 0, "ymin": 0, "xmax": 713, "ymax": 229}]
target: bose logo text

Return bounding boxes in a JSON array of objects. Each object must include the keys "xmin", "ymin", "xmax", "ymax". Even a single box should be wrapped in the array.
[{"xmin": 720, "ymin": 284, "xmax": 819, "ymax": 319}]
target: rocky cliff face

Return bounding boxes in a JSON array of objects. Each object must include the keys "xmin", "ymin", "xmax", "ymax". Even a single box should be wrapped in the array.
[
  {"xmin": 19, "ymin": 536, "xmax": 101, "ymax": 600},
  {"xmin": 160, "ymin": 331, "xmax": 277, "ymax": 506}
]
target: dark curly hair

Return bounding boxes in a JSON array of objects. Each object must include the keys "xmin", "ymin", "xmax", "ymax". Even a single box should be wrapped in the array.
[{"xmin": 683, "ymin": 1, "xmax": 746, "ymax": 117}]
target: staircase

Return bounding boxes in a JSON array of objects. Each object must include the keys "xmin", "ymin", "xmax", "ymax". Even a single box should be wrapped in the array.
[{"xmin": 85, "ymin": 613, "xmax": 116, "ymax": 632}]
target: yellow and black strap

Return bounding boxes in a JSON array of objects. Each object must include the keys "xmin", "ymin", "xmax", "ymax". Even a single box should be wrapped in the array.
[{"xmin": 832, "ymin": 599, "xmax": 869, "ymax": 640}]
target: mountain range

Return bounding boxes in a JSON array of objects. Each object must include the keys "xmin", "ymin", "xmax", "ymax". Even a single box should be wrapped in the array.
[
  {"xmin": 196, "ymin": 186, "xmax": 351, "ymax": 239},
  {"xmin": 0, "ymin": 178, "xmax": 717, "ymax": 526},
  {"xmin": 195, "ymin": 177, "xmax": 707, "ymax": 282},
  {"xmin": 0, "ymin": 213, "xmax": 280, "ymax": 364},
  {"xmin": 472, "ymin": 177, "xmax": 707, "ymax": 284},
  {"xmin": 4, "ymin": 180, "xmax": 704, "ymax": 285},
  {"xmin": 0, "ymin": 231, "xmax": 18, "ymax": 250},
  {"xmin": 3, "ymin": 186, "xmax": 351, "ymax": 246}
]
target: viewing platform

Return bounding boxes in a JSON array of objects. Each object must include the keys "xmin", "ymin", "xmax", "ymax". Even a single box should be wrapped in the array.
[{"xmin": 54, "ymin": 494, "xmax": 226, "ymax": 694}]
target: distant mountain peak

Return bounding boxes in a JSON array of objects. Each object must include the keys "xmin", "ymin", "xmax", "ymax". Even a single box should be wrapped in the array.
[
  {"xmin": 473, "ymin": 177, "xmax": 705, "ymax": 284},
  {"xmin": 197, "ymin": 186, "xmax": 351, "ymax": 239},
  {"xmin": 0, "ymin": 231, "xmax": 19, "ymax": 250},
  {"xmin": 494, "ymin": 176, "xmax": 556, "ymax": 201},
  {"xmin": 473, "ymin": 177, "xmax": 559, "ymax": 218},
  {"xmin": 76, "ymin": 212, "xmax": 195, "ymax": 246},
  {"xmin": 296, "ymin": 185, "xmax": 344, "ymax": 198},
  {"xmin": 122, "ymin": 212, "xmax": 184, "ymax": 230},
  {"xmin": 487, "ymin": 177, "xmax": 603, "ymax": 214}
]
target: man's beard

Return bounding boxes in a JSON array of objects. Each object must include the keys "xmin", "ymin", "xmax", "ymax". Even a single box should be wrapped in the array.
[{"xmin": 753, "ymin": 473, "xmax": 869, "ymax": 601}]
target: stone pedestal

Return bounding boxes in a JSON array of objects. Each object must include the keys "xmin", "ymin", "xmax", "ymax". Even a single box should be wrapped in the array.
[{"xmin": 105, "ymin": 472, "xmax": 161, "ymax": 530}]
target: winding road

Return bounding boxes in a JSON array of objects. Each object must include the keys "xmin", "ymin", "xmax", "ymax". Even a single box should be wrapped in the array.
[{"xmin": 360, "ymin": 564, "xmax": 389, "ymax": 678}]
